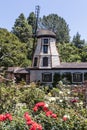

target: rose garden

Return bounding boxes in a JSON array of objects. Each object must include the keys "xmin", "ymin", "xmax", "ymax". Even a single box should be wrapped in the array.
[{"xmin": 0, "ymin": 81, "xmax": 87, "ymax": 130}]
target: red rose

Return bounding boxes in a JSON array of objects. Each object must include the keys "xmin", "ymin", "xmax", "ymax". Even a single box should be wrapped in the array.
[
  {"xmin": 35, "ymin": 102, "xmax": 45, "ymax": 108},
  {"xmin": 46, "ymin": 110, "xmax": 53, "ymax": 117},
  {"xmin": 5, "ymin": 113, "xmax": 12, "ymax": 121},
  {"xmin": 51, "ymin": 113, "xmax": 57, "ymax": 118},
  {"xmin": 30, "ymin": 122, "xmax": 42, "ymax": 130},
  {"xmin": 27, "ymin": 120, "xmax": 34, "ymax": 126},
  {"xmin": 24, "ymin": 112, "xmax": 31, "ymax": 121},
  {"xmin": 43, "ymin": 106, "xmax": 49, "ymax": 112},
  {"xmin": 33, "ymin": 106, "xmax": 38, "ymax": 112},
  {"xmin": 0, "ymin": 114, "xmax": 6, "ymax": 121}
]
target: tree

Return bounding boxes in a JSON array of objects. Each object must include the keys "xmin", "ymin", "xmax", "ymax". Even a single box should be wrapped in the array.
[
  {"xmin": 0, "ymin": 28, "xmax": 30, "ymax": 67},
  {"xmin": 12, "ymin": 13, "xmax": 32, "ymax": 43},
  {"xmin": 27, "ymin": 12, "xmax": 36, "ymax": 35},
  {"xmin": 40, "ymin": 14, "xmax": 70, "ymax": 43},
  {"xmin": 58, "ymin": 43, "xmax": 81, "ymax": 62},
  {"xmin": 12, "ymin": 13, "xmax": 34, "ymax": 60},
  {"xmin": 72, "ymin": 32, "xmax": 85, "ymax": 48},
  {"xmin": 80, "ymin": 46, "xmax": 87, "ymax": 62}
]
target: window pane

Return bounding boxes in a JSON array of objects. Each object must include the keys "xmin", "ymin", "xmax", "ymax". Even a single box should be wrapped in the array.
[
  {"xmin": 73, "ymin": 73, "xmax": 82, "ymax": 82},
  {"xmin": 44, "ymin": 39, "xmax": 48, "ymax": 44},
  {"xmin": 42, "ymin": 73, "xmax": 52, "ymax": 82},
  {"xmin": 43, "ymin": 57, "xmax": 48, "ymax": 66},
  {"xmin": 84, "ymin": 73, "xmax": 87, "ymax": 80},
  {"xmin": 43, "ymin": 45, "xmax": 48, "ymax": 53},
  {"xmin": 34, "ymin": 57, "xmax": 38, "ymax": 67}
]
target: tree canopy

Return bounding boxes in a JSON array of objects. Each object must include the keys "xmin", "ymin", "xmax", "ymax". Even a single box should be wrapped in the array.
[
  {"xmin": 58, "ymin": 43, "xmax": 81, "ymax": 62},
  {"xmin": 40, "ymin": 14, "xmax": 70, "ymax": 43},
  {"xmin": 72, "ymin": 32, "xmax": 85, "ymax": 48},
  {"xmin": 27, "ymin": 12, "xmax": 36, "ymax": 35},
  {"xmin": 12, "ymin": 13, "xmax": 32, "ymax": 43},
  {"xmin": 12, "ymin": 13, "xmax": 34, "ymax": 60},
  {"xmin": 0, "ymin": 28, "xmax": 31, "ymax": 67},
  {"xmin": 1, "ymin": 11, "xmax": 87, "ymax": 68}
]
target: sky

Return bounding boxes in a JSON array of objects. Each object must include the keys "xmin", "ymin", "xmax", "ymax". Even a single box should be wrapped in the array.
[{"xmin": 0, "ymin": 0, "xmax": 87, "ymax": 41}]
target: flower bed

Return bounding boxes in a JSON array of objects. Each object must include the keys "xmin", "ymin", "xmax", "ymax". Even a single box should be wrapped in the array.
[{"xmin": 0, "ymin": 83, "xmax": 87, "ymax": 130}]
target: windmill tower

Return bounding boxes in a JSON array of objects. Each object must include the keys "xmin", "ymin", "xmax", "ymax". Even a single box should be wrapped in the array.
[
  {"xmin": 32, "ymin": 29, "xmax": 60, "ymax": 68},
  {"xmin": 30, "ymin": 6, "xmax": 60, "ymax": 84},
  {"xmin": 32, "ymin": 6, "xmax": 60, "ymax": 69}
]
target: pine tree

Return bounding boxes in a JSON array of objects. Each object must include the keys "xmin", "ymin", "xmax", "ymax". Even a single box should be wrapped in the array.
[{"xmin": 12, "ymin": 13, "xmax": 32, "ymax": 43}]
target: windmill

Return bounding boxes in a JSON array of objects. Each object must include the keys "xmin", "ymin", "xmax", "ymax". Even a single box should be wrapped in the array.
[{"xmin": 32, "ymin": 5, "xmax": 40, "ymax": 59}]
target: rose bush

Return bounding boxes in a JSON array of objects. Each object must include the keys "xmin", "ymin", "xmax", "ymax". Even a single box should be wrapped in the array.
[{"xmin": 0, "ymin": 83, "xmax": 87, "ymax": 130}]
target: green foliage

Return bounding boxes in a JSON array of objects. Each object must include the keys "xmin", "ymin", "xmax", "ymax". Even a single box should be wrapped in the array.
[
  {"xmin": 0, "ymin": 83, "xmax": 87, "ymax": 130},
  {"xmin": 58, "ymin": 42, "xmax": 87, "ymax": 62},
  {"xmin": 12, "ymin": 13, "xmax": 32, "ymax": 43},
  {"xmin": 50, "ymin": 88, "xmax": 60, "ymax": 97},
  {"xmin": 0, "ymin": 28, "xmax": 31, "ymax": 67},
  {"xmin": 40, "ymin": 14, "xmax": 70, "ymax": 43},
  {"xmin": 62, "ymin": 72, "xmax": 72, "ymax": 84},
  {"xmin": 12, "ymin": 13, "xmax": 34, "ymax": 60},
  {"xmin": 52, "ymin": 72, "xmax": 72, "ymax": 87},
  {"xmin": 58, "ymin": 43, "xmax": 82, "ymax": 62},
  {"xmin": 80, "ymin": 46, "xmax": 87, "ymax": 62},
  {"xmin": 0, "ymin": 84, "xmax": 45, "ymax": 113},
  {"xmin": 19, "ymin": 87, "xmax": 45, "ymax": 108},
  {"xmin": 72, "ymin": 32, "xmax": 85, "ymax": 48},
  {"xmin": 52, "ymin": 73, "xmax": 61, "ymax": 87},
  {"xmin": 27, "ymin": 12, "xmax": 36, "ymax": 34}
]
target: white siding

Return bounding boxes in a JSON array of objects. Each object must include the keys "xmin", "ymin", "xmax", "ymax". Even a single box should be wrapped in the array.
[
  {"xmin": 39, "ymin": 55, "xmax": 51, "ymax": 68},
  {"xmin": 30, "ymin": 69, "xmax": 87, "ymax": 84},
  {"xmin": 34, "ymin": 39, "xmax": 41, "ymax": 55},
  {"xmin": 52, "ymin": 55, "xmax": 60, "ymax": 67},
  {"xmin": 32, "ymin": 36, "xmax": 60, "ymax": 68}
]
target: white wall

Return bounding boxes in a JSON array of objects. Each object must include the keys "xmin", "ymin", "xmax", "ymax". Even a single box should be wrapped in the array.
[{"xmin": 30, "ymin": 69, "xmax": 87, "ymax": 84}]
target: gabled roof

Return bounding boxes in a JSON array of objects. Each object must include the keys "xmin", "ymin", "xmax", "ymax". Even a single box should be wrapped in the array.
[{"xmin": 37, "ymin": 29, "xmax": 56, "ymax": 38}]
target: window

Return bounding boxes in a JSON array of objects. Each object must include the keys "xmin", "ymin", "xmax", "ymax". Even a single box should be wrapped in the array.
[
  {"xmin": 43, "ymin": 45, "xmax": 48, "ymax": 53},
  {"xmin": 42, "ymin": 73, "xmax": 52, "ymax": 82},
  {"xmin": 84, "ymin": 73, "xmax": 87, "ymax": 81},
  {"xmin": 43, "ymin": 57, "xmax": 48, "ymax": 66},
  {"xmin": 73, "ymin": 73, "xmax": 82, "ymax": 82},
  {"xmin": 42, "ymin": 38, "xmax": 49, "ymax": 53},
  {"xmin": 34, "ymin": 57, "xmax": 38, "ymax": 67},
  {"xmin": 44, "ymin": 39, "xmax": 48, "ymax": 44}
]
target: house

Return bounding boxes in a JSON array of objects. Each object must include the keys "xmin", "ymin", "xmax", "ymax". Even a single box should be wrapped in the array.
[{"xmin": 6, "ymin": 29, "xmax": 87, "ymax": 85}]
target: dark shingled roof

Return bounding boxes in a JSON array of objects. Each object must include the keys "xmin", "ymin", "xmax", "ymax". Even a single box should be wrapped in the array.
[
  {"xmin": 7, "ymin": 67, "xmax": 30, "ymax": 73},
  {"xmin": 54, "ymin": 62, "xmax": 87, "ymax": 69},
  {"xmin": 14, "ymin": 68, "xmax": 30, "ymax": 74},
  {"xmin": 37, "ymin": 29, "xmax": 56, "ymax": 38},
  {"xmin": 6, "ymin": 62, "xmax": 87, "ymax": 71}
]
